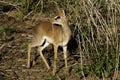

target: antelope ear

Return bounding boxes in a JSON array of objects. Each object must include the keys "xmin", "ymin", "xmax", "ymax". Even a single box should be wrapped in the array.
[
  {"xmin": 62, "ymin": 10, "xmax": 65, "ymax": 17},
  {"xmin": 57, "ymin": 9, "xmax": 66, "ymax": 17}
]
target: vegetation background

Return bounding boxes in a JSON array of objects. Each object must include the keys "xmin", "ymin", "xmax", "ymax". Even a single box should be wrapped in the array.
[{"xmin": 0, "ymin": 0, "xmax": 120, "ymax": 80}]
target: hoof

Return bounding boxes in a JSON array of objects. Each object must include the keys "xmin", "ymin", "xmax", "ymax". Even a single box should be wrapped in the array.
[
  {"xmin": 27, "ymin": 64, "xmax": 31, "ymax": 68},
  {"xmin": 32, "ymin": 60, "xmax": 36, "ymax": 66},
  {"xmin": 27, "ymin": 66, "xmax": 30, "ymax": 69},
  {"xmin": 52, "ymin": 69, "xmax": 56, "ymax": 76},
  {"xmin": 64, "ymin": 67, "xmax": 69, "ymax": 76}
]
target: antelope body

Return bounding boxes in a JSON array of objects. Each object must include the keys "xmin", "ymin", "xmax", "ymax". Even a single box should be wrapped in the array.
[{"xmin": 27, "ymin": 10, "xmax": 71, "ymax": 75}]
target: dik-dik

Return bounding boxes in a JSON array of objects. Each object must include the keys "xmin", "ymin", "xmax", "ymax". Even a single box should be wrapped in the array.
[{"xmin": 27, "ymin": 10, "xmax": 71, "ymax": 75}]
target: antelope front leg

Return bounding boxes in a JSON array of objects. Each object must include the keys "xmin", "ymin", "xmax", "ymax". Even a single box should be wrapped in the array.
[
  {"xmin": 63, "ymin": 46, "xmax": 68, "ymax": 74},
  {"xmin": 27, "ymin": 44, "xmax": 31, "ymax": 68},
  {"xmin": 53, "ymin": 45, "xmax": 58, "ymax": 75}
]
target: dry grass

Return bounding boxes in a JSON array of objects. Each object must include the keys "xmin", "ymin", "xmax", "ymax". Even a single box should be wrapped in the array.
[{"xmin": 0, "ymin": 0, "xmax": 120, "ymax": 79}]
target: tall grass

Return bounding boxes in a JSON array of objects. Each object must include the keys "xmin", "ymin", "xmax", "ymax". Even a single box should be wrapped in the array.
[{"xmin": 82, "ymin": 0, "xmax": 119, "ymax": 79}]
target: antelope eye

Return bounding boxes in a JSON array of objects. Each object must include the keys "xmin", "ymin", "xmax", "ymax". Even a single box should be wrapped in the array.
[
  {"xmin": 55, "ymin": 16, "xmax": 61, "ymax": 20},
  {"xmin": 57, "ymin": 16, "xmax": 60, "ymax": 19}
]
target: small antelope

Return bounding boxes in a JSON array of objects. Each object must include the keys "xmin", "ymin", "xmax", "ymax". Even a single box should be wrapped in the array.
[{"xmin": 27, "ymin": 10, "xmax": 71, "ymax": 75}]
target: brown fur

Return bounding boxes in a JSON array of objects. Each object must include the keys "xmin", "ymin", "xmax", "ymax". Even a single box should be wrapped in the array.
[{"xmin": 27, "ymin": 10, "xmax": 71, "ymax": 75}]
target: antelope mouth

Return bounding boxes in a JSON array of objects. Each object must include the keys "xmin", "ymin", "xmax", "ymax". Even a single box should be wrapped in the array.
[{"xmin": 53, "ymin": 23, "xmax": 62, "ymax": 26}]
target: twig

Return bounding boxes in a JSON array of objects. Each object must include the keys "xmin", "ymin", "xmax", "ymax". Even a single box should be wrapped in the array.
[
  {"xmin": 0, "ymin": 43, "xmax": 6, "ymax": 50},
  {"xmin": 23, "ymin": 11, "xmax": 33, "ymax": 20},
  {"xmin": 0, "ymin": 1, "xmax": 16, "ymax": 7}
]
